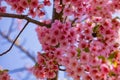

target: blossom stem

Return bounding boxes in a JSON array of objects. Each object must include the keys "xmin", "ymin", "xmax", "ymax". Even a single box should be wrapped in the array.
[{"xmin": 0, "ymin": 21, "xmax": 29, "ymax": 56}]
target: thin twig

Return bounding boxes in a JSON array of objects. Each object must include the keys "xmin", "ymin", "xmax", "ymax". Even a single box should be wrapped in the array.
[
  {"xmin": 0, "ymin": 13, "xmax": 50, "ymax": 28},
  {"xmin": 0, "ymin": 21, "xmax": 29, "ymax": 56},
  {"xmin": 71, "ymin": 18, "xmax": 78, "ymax": 27},
  {"xmin": 52, "ymin": 0, "xmax": 55, "ymax": 22},
  {"xmin": 59, "ymin": 68, "xmax": 66, "ymax": 71},
  {"xmin": 9, "ymin": 67, "xmax": 27, "ymax": 74},
  {"xmin": 51, "ymin": 0, "xmax": 63, "ymax": 22},
  {"xmin": 0, "ymin": 31, "xmax": 36, "ymax": 62}
]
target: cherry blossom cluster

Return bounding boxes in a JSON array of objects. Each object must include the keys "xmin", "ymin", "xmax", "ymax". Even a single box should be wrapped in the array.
[
  {"xmin": 4, "ymin": 0, "xmax": 51, "ymax": 17},
  {"xmin": 54, "ymin": 0, "xmax": 120, "ymax": 22},
  {"xmin": 54, "ymin": 0, "xmax": 88, "ymax": 19},
  {"xmin": 0, "ymin": 66, "xmax": 10, "ymax": 80},
  {"xmin": 36, "ymin": 20, "xmax": 77, "ymax": 49},
  {"xmin": 31, "ymin": 52, "xmax": 59, "ymax": 79},
  {"xmin": 33, "ymin": 1, "xmax": 120, "ymax": 79},
  {"xmin": 0, "ymin": 0, "xmax": 6, "ymax": 13},
  {"xmin": 1, "ymin": 0, "xmax": 120, "ymax": 80},
  {"xmin": 34, "ymin": 17, "xmax": 120, "ymax": 79},
  {"xmin": 34, "ymin": 0, "xmax": 120, "ymax": 78},
  {"xmin": 54, "ymin": 0, "xmax": 116, "ymax": 20}
]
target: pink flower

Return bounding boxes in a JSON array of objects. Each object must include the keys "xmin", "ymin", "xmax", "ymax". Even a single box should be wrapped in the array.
[
  {"xmin": 0, "ymin": 67, "xmax": 11, "ymax": 80},
  {"xmin": 44, "ymin": 0, "xmax": 51, "ymax": 6},
  {"xmin": 20, "ymin": 0, "xmax": 28, "ymax": 8},
  {"xmin": 37, "ymin": 52, "xmax": 45, "ymax": 65},
  {"xmin": 82, "ymin": 73, "xmax": 92, "ymax": 80},
  {"xmin": 89, "ymin": 56, "xmax": 101, "ymax": 67},
  {"xmin": 80, "ymin": 52, "xmax": 89, "ymax": 64},
  {"xmin": 75, "ymin": 65, "xmax": 84, "ymax": 75},
  {"xmin": 54, "ymin": 48, "xmax": 63, "ymax": 58},
  {"xmin": 51, "ymin": 65, "xmax": 59, "ymax": 71},
  {"xmin": 69, "ymin": 59, "xmax": 78, "ymax": 68},
  {"xmin": 68, "ymin": 48, "xmax": 77, "ymax": 58},
  {"xmin": 66, "ymin": 69, "xmax": 76, "ymax": 78},
  {"xmin": 100, "ymin": 64, "xmax": 110, "ymax": 74},
  {"xmin": 31, "ymin": 0, "xmax": 38, "ymax": 7},
  {"xmin": 55, "ymin": 5, "xmax": 62, "ymax": 13},
  {"xmin": 63, "ymin": 7, "xmax": 73, "ymax": 16},
  {"xmin": 46, "ymin": 71, "xmax": 56, "ymax": 79},
  {"xmin": 49, "ymin": 37, "xmax": 58, "ymax": 46},
  {"xmin": 0, "ymin": 6, "xmax": 6, "ymax": 13},
  {"xmin": 46, "ymin": 59, "xmax": 54, "ymax": 68},
  {"xmin": 28, "ymin": 9, "xmax": 36, "ymax": 18}
]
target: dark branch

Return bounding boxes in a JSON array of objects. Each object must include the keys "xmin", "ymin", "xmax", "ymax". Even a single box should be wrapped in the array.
[
  {"xmin": 59, "ymin": 68, "xmax": 66, "ymax": 71},
  {"xmin": 71, "ymin": 18, "xmax": 78, "ymax": 27},
  {"xmin": 0, "ymin": 21, "xmax": 29, "ymax": 56},
  {"xmin": 52, "ymin": 0, "xmax": 56, "ymax": 22},
  {"xmin": 0, "ymin": 30, "xmax": 36, "ymax": 62},
  {"xmin": 52, "ymin": 0, "xmax": 63, "ymax": 22},
  {"xmin": 0, "ymin": 13, "xmax": 50, "ymax": 28}
]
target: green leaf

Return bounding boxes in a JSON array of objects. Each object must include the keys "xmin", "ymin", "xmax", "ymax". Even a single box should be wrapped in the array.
[
  {"xmin": 108, "ymin": 51, "xmax": 118, "ymax": 60},
  {"xmin": 113, "ymin": 61, "xmax": 118, "ymax": 67},
  {"xmin": 76, "ymin": 48, "xmax": 81, "ymax": 57},
  {"xmin": 109, "ymin": 71, "xmax": 116, "ymax": 77},
  {"xmin": 35, "ymin": 63, "xmax": 39, "ymax": 67},
  {"xmin": 98, "ymin": 56, "xmax": 105, "ymax": 60},
  {"xmin": 77, "ymin": 48, "xmax": 81, "ymax": 54},
  {"xmin": 93, "ymin": 24, "xmax": 100, "ymax": 33},
  {"xmin": 77, "ymin": 53, "xmax": 81, "ymax": 57},
  {"xmin": 83, "ymin": 47, "xmax": 90, "ymax": 52}
]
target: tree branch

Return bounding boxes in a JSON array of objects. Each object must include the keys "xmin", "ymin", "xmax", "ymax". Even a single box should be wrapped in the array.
[
  {"xmin": 0, "ymin": 21, "xmax": 29, "ymax": 56},
  {"xmin": 52, "ymin": 0, "xmax": 63, "ymax": 22},
  {"xmin": 59, "ymin": 68, "xmax": 66, "ymax": 71},
  {"xmin": 0, "ymin": 30, "xmax": 36, "ymax": 62},
  {"xmin": 59, "ymin": 65, "xmax": 66, "ymax": 71},
  {"xmin": 0, "ymin": 13, "xmax": 50, "ymax": 28},
  {"xmin": 71, "ymin": 18, "xmax": 78, "ymax": 27}
]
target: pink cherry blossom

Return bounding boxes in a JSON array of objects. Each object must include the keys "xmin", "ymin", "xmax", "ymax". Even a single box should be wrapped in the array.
[
  {"xmin": 0, "ymin": 67, "xmax": 11, "ymax": 80},
  {"xmin": 2, "ymin": 0, "xmax": 120, "ymax": 80},
  {"xmin": 0, "ymin": 6, "xmax": 6, "ymax": 13}
]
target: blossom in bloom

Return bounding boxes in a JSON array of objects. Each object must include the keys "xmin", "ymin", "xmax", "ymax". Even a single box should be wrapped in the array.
[
  {"xmin": 0, "ymin": 67, "xmax": 10, "ymax": 80},
  {"xmin": 2, "ymin": 0, "xmax": 120, "ymax": 79}
]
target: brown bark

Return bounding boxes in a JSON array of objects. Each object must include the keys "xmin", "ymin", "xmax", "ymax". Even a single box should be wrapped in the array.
[{"xmin": 0, "ymin": 13, "xmax": 50, "ymax": 28}]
